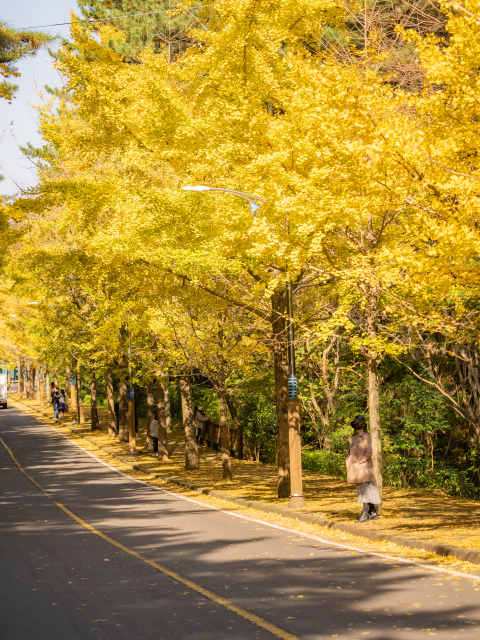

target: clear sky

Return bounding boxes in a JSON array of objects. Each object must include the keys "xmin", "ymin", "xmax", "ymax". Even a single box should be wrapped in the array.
[{"xmin": 1, "ymin": 1, "xmax": 79, "ymax": 196}]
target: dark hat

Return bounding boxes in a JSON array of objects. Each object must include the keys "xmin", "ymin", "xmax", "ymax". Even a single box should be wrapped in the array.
[{"xmin": 351, "ymin": 414, "xmax": 367, "ymax": 429}]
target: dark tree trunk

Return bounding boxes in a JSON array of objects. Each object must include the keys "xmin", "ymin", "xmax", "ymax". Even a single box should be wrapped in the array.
[
  {"xmin": 27, "ymin": 360, "xmax": 34, "ymax": 399},
  {"xmin": 162, "ymin": 372, "xmax": 172, "ymax": 432},
  {"xmin": 45, "ymin": 368, "xmax": 50, "ymax": 407},
  {"xmin": 66, "ymin": 366, "xmax": 72, "ymax": 418},
  {"xmin": 35, "ymin": 367, "xmax": 40, "ymax": 402},
  {"xmin": 156, "ymin": 380, "xmax": 169, "ymax": 461},
  {"xmin": 217, "ymin": 365, "xmax": 232, "ymax": 483},
  {"xmin": 226, "ymin": 392, "xmax": 242, "ymax": 459},
  {"xmin": 366, "ymin": 287, "xmax": 383, "ymax": 504},
  {"xmin": 145, "ymin": 383, "xmax": 155, "ymax": 452},
  {"xmin": 76, "ymin": 365, "xmax": 84, "ymax": 424},
  {"xmin": 118, "ymin": 376, "xmax": 129, "ymax": 442},
  {"xmin": 106, "ymin": 369, "xmax": 117, "ymax": 437},
  {"xmin": 18, "ymin": 355, "xmax": 23, "ymax": 398},
  {"xmin": 180, "ymin": 375, "xmax": 199, "ymax": 470},
  {"xmin": 271, "ymin": 290, "xmax": 290, "ymax": 498},
  {"xmin": 90, "ymin": 367, "xmax": 99, "ymax": 430}
]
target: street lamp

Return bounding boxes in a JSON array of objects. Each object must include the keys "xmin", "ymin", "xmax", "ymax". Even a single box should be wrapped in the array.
[{"xmin": 182, "ymin": 184, "xmax": 306, "ymax": 508}]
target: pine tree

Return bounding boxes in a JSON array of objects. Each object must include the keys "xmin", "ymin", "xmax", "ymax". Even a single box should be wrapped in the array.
[
  {"xmin": 77, "ymin": 0, "xmax": 194, "ymax": 61},
  {"xmin": 0, "ymin": 22, "xmax": 52, "ymax": 101}
]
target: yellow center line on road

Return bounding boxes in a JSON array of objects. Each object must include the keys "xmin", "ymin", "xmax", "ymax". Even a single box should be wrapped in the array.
[{"xmin": 0, "ymin": 435, "xmax": 300, "ymax": 640}]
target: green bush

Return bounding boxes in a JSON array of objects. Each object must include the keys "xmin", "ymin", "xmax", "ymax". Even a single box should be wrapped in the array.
[
  {"xmin": 302, "ymin": 450, "xmax": 346, "ymax": 478},
  {"xmin": 384, "ymin": 454, "xmax": 480, "ymax": 498},
  {"xmin": 301, "ymin": 449, "xmax": 480, "ymax": 498}
]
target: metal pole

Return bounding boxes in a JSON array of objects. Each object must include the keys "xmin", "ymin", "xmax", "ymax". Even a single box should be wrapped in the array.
[
  {"xmin": 128, "ymin": 335, "xmax": 136, "ymax": 455},
  {"xmin": 286, "ymin": 281, "xmax": 306, "ymax": 509}
]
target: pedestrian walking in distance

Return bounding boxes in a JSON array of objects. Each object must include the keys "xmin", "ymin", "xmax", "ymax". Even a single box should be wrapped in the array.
[
  {"xmin": 58, "ymin": 389, "xmax": 66, "ymax": 420},
  {"xmin": 51, "ymin": 386, "xmax": 60, "ymax": 421},
  {"xmin": 193, "ymin": 405, "xmax": 209, "ymax": 447},
  {"xmin": 149, "ymin": 419, "xmax": 159, "ymax": 457},
  {"xmin": 345, "ymin": 415, "xmax": 381, "ymax": 523}
]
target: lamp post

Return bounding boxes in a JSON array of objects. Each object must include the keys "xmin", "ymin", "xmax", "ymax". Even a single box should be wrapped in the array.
[{"xmin": 182, "ymin": 185, "xmax": 305, "ymax": 507}]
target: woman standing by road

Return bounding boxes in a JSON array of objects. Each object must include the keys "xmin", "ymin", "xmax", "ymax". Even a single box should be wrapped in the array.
[{"xmin": 346, "ymin": 415, "xmax": 381, "ymax": 523}]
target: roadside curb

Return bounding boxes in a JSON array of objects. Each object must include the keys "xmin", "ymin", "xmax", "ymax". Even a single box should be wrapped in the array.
[{"xmin": 12, "ymin": 398, "xmax": 480, "ymax": 566}]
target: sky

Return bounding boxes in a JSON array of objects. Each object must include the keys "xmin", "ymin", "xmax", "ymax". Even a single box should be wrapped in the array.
[{"xmin": 0, "ymin": 0, "xmax": 80, "ymax": 196}]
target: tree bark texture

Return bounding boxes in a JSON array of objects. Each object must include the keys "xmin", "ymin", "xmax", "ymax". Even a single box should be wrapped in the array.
[
  {"xmin": 118, "ymin": 377, "xmax": 129, "ymax": 442},
  {"xmin": 65, "ymin": 367, "xmax": 70, "ymax": 415},
  {"xmin": 145, "ymin": 383, "xmax": 155, "ymax": 452},
  {"xmin": 366, "ymin": 287, "xmax": 383, "ymax": 504},
  {"xmin": 45, "ymin": 367, "xmax": 50, "ymax": 407},
  {"xmin": 217, "ymin": 366, "xmax": 232, "ymax": 483},
  {"xmin": 180, "ymin": 375, "xmax": 199, "ymax": 470},
  {"xmin": 27, "ymin": 360, "xmax": 34, "ymax": 399},
  {"xmin": 271, "ymin": 290, "xmax": 290, "ymax": 498},
  {"xmin": 90, "ymin": 367, "xmax": 99, "ymax": 430},
  {"xmin": 156, "ymin": 380, "xmax": 169, "ymax": 461},
  {"xmin": 18, "ymin": 355, "xmax": 23, "ymax": 398},
  {"xmin": 162, "ymin": 373, "xmax": 172, "ymax": 432},
  {"xmin": 226, "ymin": 392, "xmax": 243, "ymax": 459},
  {"xmin": 76, "ymin": 366, "xmax": 84, "ymax": 424},
  {"xmin": 106, "ymin": 369, "xmax": 117, "ymax": 437},
  {"xmin": 35, "ymin": 367, "xmax": 40, "ymax": 402}
]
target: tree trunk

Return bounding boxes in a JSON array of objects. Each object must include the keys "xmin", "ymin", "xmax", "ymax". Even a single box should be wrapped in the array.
[
  {"xmin": 45, "ymin": 367, "xmax": 50, "ymax": 407},
  {"xmin": 271, "ymin": 290, "xmax": 290, "ymax": 497},
  {"xmin": 163, "ymin": 374, "xmax": 172, "ymax": 432},
  {"xmin": 180, "ymin": 375, "xmax": 199, "ymax": 470},
  {"xmin": 35, "ymin": 367, "xmax": 39, "ymax": 402},
  {"xmin": 226, "ymin": 392, "xmax": 242, "ymax": 459},
  {"xmin": 18, "ymin": 355, "xmax": 23, "ymax": 398},
  {"xmin": 366, "ymin": 287, "xmax": 383, "ymax": 506},
  {"xmin": 76, "ymin": 365, "xmax": 84, "ymax": 424},
  {"xmin": 90, "ymin": 367, "xmax": 99, "ymax": 430},
  {"xmin": 106, "ymin": 369, "xmax": 117, "ymax": 437},
  {"xmin": 156, "ymin": 380, "xmax": 169, "ymax": 461},
  {"xmin": 145, "ymin": 383, "xmax": 155, "ymax": 452},
  {"xmin": 65, "ymin": 367, "xmax": 70, "ymax": 415},
  {"xmin": 368, "ymin": 356, "xmax": 382, "ymax": 502},
  {"xmin": 217, "ymin": 366, "xmax": 232, "ymax": 483},
  {"xmin": 54, "ymin": 371, "xmax": 58, "ymax": 386},
  {"xmin": 27, "ymin": 360, "xmax": 34, "ymax": 399},
  {"xmin": 118, "ymin": 377, "xmax": 129, "ymax": 442}
]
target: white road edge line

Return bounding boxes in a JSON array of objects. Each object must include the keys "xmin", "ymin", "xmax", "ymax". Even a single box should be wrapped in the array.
[{"xmin": 12, "ymin": 408, "xmax": 480, "ymax": 583}]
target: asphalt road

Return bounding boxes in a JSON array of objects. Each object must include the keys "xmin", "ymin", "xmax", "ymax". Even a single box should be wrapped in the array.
[{"xmin": 1, "ymin": 405, "xmax": 480, "ymax": 640}]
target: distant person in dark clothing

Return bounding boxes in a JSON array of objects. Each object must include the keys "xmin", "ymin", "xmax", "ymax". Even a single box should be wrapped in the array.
[
  {"xmin": 114, "ymin": 401, "xmax": 119, "ymax": 431},
  {"xmin": 51, "ymin": 386, "xmax": 60, "ymax": 420},
  {"xmin": 149, "ymin": 419, "xmax": 159, "ymax": 457},
  {"xmin": 58, "ymin": 390, "xmax": 66, "ymax": 420},
  {"xmin": 193, "ymin": 405, "xmax": 209, "ymax": 447}
]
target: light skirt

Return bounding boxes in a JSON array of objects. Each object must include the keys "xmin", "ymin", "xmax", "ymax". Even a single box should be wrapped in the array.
[{"xmin": 356, "ymin": 480, "xmax": 381, "ymax": 504}]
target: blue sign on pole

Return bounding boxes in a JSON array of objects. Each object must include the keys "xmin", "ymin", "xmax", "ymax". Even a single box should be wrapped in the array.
[
  {"xmin": 128, "ymin": 388, "xmax": 134, "ymax": 400},
  {"xmin": 71, "ymin": 376, "xmax": 75, "ymax": 386}
]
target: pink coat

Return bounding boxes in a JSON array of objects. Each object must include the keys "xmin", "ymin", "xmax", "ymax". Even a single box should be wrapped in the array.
[{"xmin": 345, "ymin": 431, "xmax": 376, "ymax": 484}]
